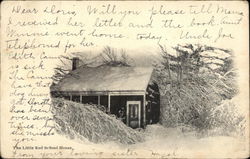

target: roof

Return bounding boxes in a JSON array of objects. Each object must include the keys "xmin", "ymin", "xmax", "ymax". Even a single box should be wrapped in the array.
[{"xmin": 51, "ymin": 66, "xmax": 154, "ymax": 92}]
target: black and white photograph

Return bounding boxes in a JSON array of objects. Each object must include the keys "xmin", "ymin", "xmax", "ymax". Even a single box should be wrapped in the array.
[{"xmin": 1, "ymin": 1, "xmax": 249, "ymax": 158}]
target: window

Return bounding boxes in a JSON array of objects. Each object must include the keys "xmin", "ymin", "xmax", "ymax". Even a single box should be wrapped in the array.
[
  {"xmin": 82, "ymin": 96, "xmax": 98, "ymax": 104},
  {"xmin": 72, "ymin": 95, "xmax": 80, "ymax": 102},
  {"xmin": 100, "ymin": 95, "xmax": 108, "ymax": 107},
  {"xmin": 63, "ymin": 95, "xmax": 70, "ymax": 100},
  {"xmin": 130, "ymin": 104, "xmax": 138, "ymax": 118}
]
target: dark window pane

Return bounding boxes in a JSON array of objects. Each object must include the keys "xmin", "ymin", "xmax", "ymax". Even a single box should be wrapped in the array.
[
  {"xmin": 82, "ymin": 96, "xmax": 98, "ymax": 105},
  {"xmin": 129, "ymin": 104, "xmax": 138, "ymax": 119},
  {"xmin": 72, "ymin": 95, "xmax": 80, "ymax": 103},
  {"xmin": 63, "ymin": 95, "xmax": 70, "ymax": 100},
  {"xmin": 100, "ymin": 95, "xmax": 108, "ymax": 107}
]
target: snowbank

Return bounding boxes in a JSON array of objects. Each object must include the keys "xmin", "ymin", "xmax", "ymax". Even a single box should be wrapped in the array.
[
  {"xmin": 130, "ymin": 124, "xmax": 247, "ymax": 158},
  {"xmin": 51, "ymin": 98, "xmax": 144, "ymax": 144}
]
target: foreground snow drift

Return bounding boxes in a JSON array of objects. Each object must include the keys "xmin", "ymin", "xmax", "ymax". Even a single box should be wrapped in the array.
[{"xmin": 51, "ymin": 98, "xmax": 144, "ymax": 144}]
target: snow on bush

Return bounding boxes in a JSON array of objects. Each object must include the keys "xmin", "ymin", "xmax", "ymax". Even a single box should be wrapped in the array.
[
  {"xmin": 205, "ymin": 98, "xmax": 246, "ymax": 137},
  {"xmin": 154, "ymin": 44, "xmax": 246, "ymax": 137},
  {"xmin": 160, "ymin": 93, "xmax": 245, "ymax": 137},
  {"xmin": 51, "ymin": 98, "xmax": 144, "ymax": 144}
]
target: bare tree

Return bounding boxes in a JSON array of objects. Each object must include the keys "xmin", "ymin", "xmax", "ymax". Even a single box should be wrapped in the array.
[
  {"xmin": 51, "ymin": 52, "xmax": 98, "ymax": 84},
  {"xmin": 158, "ymin": 44, "xmax": 234, "ymax": 89},
  {"xmin": 100, "ymin": 46, "xmax": 133, "ymax": 67}
]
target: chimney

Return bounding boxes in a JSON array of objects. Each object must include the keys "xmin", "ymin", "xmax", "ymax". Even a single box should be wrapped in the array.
[{"xmin": 72, "ymin": 57, "xmax": 79, "ymax": 70}]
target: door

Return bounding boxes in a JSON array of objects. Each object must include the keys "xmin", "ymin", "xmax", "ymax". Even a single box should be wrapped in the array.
[{"xmin": 126, "ymin": 101, "xmax": 141, "ymax": 128}]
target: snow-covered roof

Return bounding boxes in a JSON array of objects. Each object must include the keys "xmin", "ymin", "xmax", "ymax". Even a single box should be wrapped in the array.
[{"xmin": 51, "ymin": 66, "xmax": 153, "ymax": 92}]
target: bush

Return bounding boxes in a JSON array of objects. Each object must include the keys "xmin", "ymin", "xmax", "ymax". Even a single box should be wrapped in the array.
[
  {"xmin": 159, "ymin": 70, "xmax": 244, "ymax": 136},
  {"xmin": 205, "ymin": 99, "xmax": 246, "ymax": 136}
]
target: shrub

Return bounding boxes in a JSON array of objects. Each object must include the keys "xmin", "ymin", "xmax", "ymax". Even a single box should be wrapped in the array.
[
  {"xmin": 157, "ymin": 44, "xmax": 244, "ymax": 136},
  {"xmin": 159, "ymin": 72, "xmax": 244, "ymax": 136}
]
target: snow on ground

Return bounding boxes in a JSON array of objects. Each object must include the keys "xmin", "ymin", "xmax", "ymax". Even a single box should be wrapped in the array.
[
  {"xmin": 131, "ymin": 124, "xmax": 247, "ymax": 158},
  {"xmin": 50, "ymin": 98, "xmax": 248, "ymax": 158},
  {"xmin": 36, "ymin": 124, "xmax": 247, "ymax": 158}
]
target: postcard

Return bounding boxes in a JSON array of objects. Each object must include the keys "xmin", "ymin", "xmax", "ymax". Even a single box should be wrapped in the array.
[{"xmin": 1, "ymin": 1, "xmax": 249, "ymax": 158}]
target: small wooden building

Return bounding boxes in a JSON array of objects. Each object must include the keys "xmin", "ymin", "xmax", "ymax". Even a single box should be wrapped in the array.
[{"xmin": 50, "ymin": 59, "xmax": 160, "ymax": 128}]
